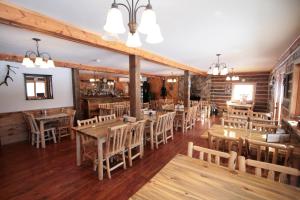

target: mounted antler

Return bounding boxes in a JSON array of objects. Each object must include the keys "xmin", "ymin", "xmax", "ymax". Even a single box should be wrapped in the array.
[{"xmin": 0, "ymin": 65, "xmax": 18, "ymax": 86}]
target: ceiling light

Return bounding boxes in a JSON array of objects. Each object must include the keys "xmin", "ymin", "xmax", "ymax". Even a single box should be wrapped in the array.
[
  {"xmin": 226, "ymin": 68, "xmax": 239, "ymax": 81},
  {"xmin": 22, "ymin": 38, "xmax": 55, "ymax": 69},
  {"xmin": 208, "ymin": 54, "xmax": 228, "ymax": 76},
  {"xmin": 104, "ymin": 0, "xmax": 163, "ymax": 47}
]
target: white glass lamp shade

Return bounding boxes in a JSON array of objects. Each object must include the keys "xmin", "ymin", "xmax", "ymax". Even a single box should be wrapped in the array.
[
  {"xmin": 235, "ymin": 76, "xmax": 240, "ymax": 81},
  {"xmin": 22, "ymin": 57, "xmax": 34, "ymax": 68},
  {"xmin": 138, "ymin": 8, "xmax": 157, "ymax": 34},
  {"xmin": 226, "ymin": 76, "xmax": 231, "ymax": 81},
  {"xmin": 146, "ymin": 24, "xmax": 163, "ymax": 44},
  {"xmin": 89, "ymin": 78, "xmax": 95, "ymax": 83},
  {"xmin": 212, "ymin": 66, "xmax": 219, "ymax": 75},
  {"xmin": 34, "ymin": 57, "xmax": 44, "ymax": 66},
  {"xmin": 126, "ymin": 32, "xmax": 142, "ymax": 47},
  {"xmin": 39, "ymin": 60, "xmax": 49, "ymax": 68},
  {"xmin": 207, "ymin": 67, "xmax": 212, "ymax": 75},
  {"xmin": 221, "ymin": 66, "xmax": 228, "ymax": 75},
  {"xmin": 47, "ymin": 59, "xmax": 55, "ymax": 68},
  {"xmin": 22, "ymin": 57, "xmax": 35, "ymax": 68},
  {"xmin": 104, "ymin": 7, "xmax": 125, "ymax": 34}
]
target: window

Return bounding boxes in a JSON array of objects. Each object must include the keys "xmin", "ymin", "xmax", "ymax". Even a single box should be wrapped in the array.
[
  {"xmin": 24, "ymin": 74, "xmax": 53, "ymax": 100},
  {"xmin": 231, "ymin": 83, "xmax": 255, "ymax": 103}
]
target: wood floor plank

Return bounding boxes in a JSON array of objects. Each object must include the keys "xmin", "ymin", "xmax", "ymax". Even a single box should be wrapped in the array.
[{"xmin": 0, "ymin": 118, "xmax": 217, "ymax": 200}]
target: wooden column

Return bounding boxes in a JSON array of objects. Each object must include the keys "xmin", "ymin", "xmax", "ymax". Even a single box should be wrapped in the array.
[
  {"xmin": 129, "ymin": 55, "xmax": 142, "ymax": 120},
  {"xmin": 72, "ymin": 68, "xmax": 81, "ymax": 120},
  {"xmin": 184, "ymin": 70, "xmax": 191, "ymax": 107}
]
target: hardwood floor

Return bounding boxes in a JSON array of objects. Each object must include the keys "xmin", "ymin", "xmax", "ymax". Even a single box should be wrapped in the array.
[{"xmin": 0, "ymin": 117, "xmax": 218, "ymax": 200}]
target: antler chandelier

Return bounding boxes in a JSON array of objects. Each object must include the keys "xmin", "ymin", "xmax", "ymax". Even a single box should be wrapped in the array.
[
  {"xmin": 104, "ymin": 0, "xmax": 163, "ymax": 47},
  {"xmin": 22, "ymin": 38, "xmax": 55, "ymax": 68},
  {"xmin": 207, "ymin": 54, "xmax": 228, "ymax": 75}
]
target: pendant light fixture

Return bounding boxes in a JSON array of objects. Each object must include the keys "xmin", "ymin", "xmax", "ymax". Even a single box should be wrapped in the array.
[
  {"xmin": 104, "ymin": 0, "xmax": 163, "ymax": 48},
  {"xmin": 22, "ymin": 38, "xmax": 55, "ymax": 68},
  {"xmin": 226, "ymin": 68, "xmax": 239, "ymax": 81},
  {"xmin": 207, "ymin": 54, "xmax": 228, "ymax": 76}
]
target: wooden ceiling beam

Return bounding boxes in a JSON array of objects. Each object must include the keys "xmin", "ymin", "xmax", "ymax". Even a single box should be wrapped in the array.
[
  {"xmin": 0, "ymin": 1, "xmax": 206, "ymax": 75},
  {"xmin": 0, "ymin": 53, "xmax": 159, "ymax": 77}
]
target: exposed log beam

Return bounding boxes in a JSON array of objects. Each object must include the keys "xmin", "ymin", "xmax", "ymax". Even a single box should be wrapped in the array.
[
  {"xmin": 0, "ymin": 53, "xmax": 159, "ymax": 77},
  {"xmin": 0, "ymin": 1, "xmax": 206, "ymax": 75}
]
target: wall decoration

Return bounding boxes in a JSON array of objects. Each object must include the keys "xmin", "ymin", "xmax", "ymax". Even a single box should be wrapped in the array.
[{"xmin": 0, "ymin": 65, "xmax": 18, "ymax": 86}]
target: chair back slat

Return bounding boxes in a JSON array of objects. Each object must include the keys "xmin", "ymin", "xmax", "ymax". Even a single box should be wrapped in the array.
[
  {"xmin": 238, "ymin": 156, "xmax": 300, "ymax": 185},
  {"xmin": 27, "ymin": 113, "xmax": 40, "ymax": 133},
  {"xmin": 245, "ymin": 139, "xmax": 294, "ymax": 166},
  {"xmin": 128, "ymin": 120, "xmax": 146, "ymax": 147},
  {"xmin": 222, "ymin": 119, "xmax": 248, "ymax": 130},
  {"xmin": 188, "ymin": 142, "xmax": 237, "ymax": 170},
  {"xmin": 77, "ymin": 117, "xmax": 98, "ymax": 127},
  {"xmin": 107, "ymin": 124, "xmax": 129, "ymax": 156},
  {"xmin": 155, "ymin": 113, "xmax": 168, "ymax": 135},
  {"xmin": 165, "ymin": 112, "xmax": 176, "ymax": 131},
  {"xmin": 208, "ymin": 131, "xmax": 243, "ymax": 156},
  {"xmin": 98, "ymin": 114, "xmax": 116, "ymax": 123}
]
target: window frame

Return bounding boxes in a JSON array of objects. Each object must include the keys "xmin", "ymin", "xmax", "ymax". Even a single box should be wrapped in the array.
[
  {"xmin": 24, "ymin": 74, "xmax": 53, "ymax": 100},
  {"xmin": 231, "ymin": 82, "xmax": 256, "ymax": 102}
]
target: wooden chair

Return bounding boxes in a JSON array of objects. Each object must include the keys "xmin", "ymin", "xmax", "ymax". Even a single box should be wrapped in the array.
[
  {"xmin": 105, "ymin": 124, "xmax": 129, "ymax": 179},
  {"xmin": 57, "ymin": 110, "xmax": 76, "ymax": 142},
  {"xmin": 238, "ymin": 156, "xmax": 300, "ymax": 185},
  {"xmin": 98, "ymin": 114, "xmax": 116, "ymax": 123},
  {"xmin": 221, "ymin": 119, "xmax": 248, "ymax": 130},
  {"xmin": 250, "ymin": 111, "xmax": 270, "ymax": 120},
  {"xmin": 142, "ymin": 102, "xmax": 150, "ymax": 109},
  {"xmin": 190, "ymin": 106, "xmax": 198, "ymax": 128},
  {"xmin": 123, "ymin": 116, "xmax": 136, "ymax": 123},
  {"xmin": 245, "ymin": 139, "xmax": 294, "ymax": 166},
  {"xmin": 77, "ymin": 117, "xmax": 98, "ymax": 170},
  {"xmin": 161, "ymin": 104, "xmax": 175, "ymax": 111},
  {"xmin": 27, "ymin": 113, "xmax": 57, "ymax": 148},
  {"xmin": 184, "ymin": 108, "xmax": 194, "ymax": 132},
  {"xmin": 249, "ymin": 122, "xmax": 277, "ymax": 133},
  {"xmin": 77, "ymin": 117, "xmax": 98, "ymax": 127},
  {"xmin": 165, "ymin": 112, "xmax": 176, "ymax": 143},
  {"xmin": 153, "ymin": 113, "xmax": 168, "ymax": 149},
  {"xmin": 126, "ymin": 120, "xmax": 146, "ymax": 166},
  {"xmin": 187, "ymin": 142, "xmax": 237, "ymax": 170},
  {"xmin": 22, "ymin": 112, "xmax": 32, "ymax": 144},
  {"xmin": 208, "ymin": 131, "xmax": 243, "ymax": 157}
]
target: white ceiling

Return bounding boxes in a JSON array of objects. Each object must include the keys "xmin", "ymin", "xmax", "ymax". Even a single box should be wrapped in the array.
[{"xmin": 2, "ymin": 0, "xmax": 300, "ymax": 73}]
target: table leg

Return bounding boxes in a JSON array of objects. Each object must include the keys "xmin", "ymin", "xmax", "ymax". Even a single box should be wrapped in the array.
[
  {"xmin": 76, "ymin": 132, "xmax": 81, "ymax": 166},
  {"xmin": 150, "ymin": 121, "xmax": 154, "ymax": 150},
  {"xmin": 181, "ymin": 114, "xmax": 185, "ymax": 133},
  {"xmin": 40, "ymin": 121, "xmax": 46, "ymax": 148},
  {"xmin": 97, "ymin": 138, "xmax": 104, "ymax": 180}
]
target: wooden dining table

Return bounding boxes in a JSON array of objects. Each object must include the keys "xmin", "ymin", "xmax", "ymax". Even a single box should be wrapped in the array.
[
  {"xmin": 201, "ymin": 124, "xmax": 267, "ymax": 142},
  {"xmin": 35, "ymin": 113, "xmax": 70, "ymax": 148},
  {"xmin": 130, "ymin": 154, "xmax": 300, "ymax": 200},
  {"xmin": 72, "ymin": 119, "xmax": 126, "ymax": 181}
]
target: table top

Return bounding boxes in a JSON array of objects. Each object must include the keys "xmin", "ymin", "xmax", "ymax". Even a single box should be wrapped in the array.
[
  {"xmin": 35, "ymin": 113, "xmax": 69, "ymax": 121},
  {"xmin": 227, "ymin": 102, "xmax": 253, "ymax": 108},
  {"xmin": 73, "ymin": 119, "xmax": 126, "ymax": 139},
  {"xmin": 130, "ymin": 154, "xmax": 300, "ymax": 200},
  {"xmin": 202, "ymin": 124, "xmax": 267, "ymax": 142}
]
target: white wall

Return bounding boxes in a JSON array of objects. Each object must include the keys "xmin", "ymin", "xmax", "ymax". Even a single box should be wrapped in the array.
[{"xmin": 0, "ymin": 61, "xmax": 73, "ymax": 113}]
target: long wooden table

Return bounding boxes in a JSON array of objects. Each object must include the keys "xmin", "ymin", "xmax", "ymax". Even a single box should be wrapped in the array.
[
  {"xmin": 130, "ymin": 154, "xmax": 300, "ymax": 200},
  {"xmin": 72, "ymin": 119, "xmax": 126, "ymax": 180},
  {"xmin": 201, "ymin": 124, "xmax": 267, "ymax": 142},
  {"xmin": 35, "ymin": 113, "xmax": 70, "ymax": 148}
]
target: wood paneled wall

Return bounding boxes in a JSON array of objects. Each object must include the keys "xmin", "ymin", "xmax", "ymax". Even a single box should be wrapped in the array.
[
  {"xmin": 148, "ymin": 77, "xmax": 179, "ymax": 101},
  {"xmin": 210, "ymin": 72, "xmax": 270, "ymax": 112},
  {"xmin": 0, "ymin": 107, "xmax": 73, "ymax": 146}
]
